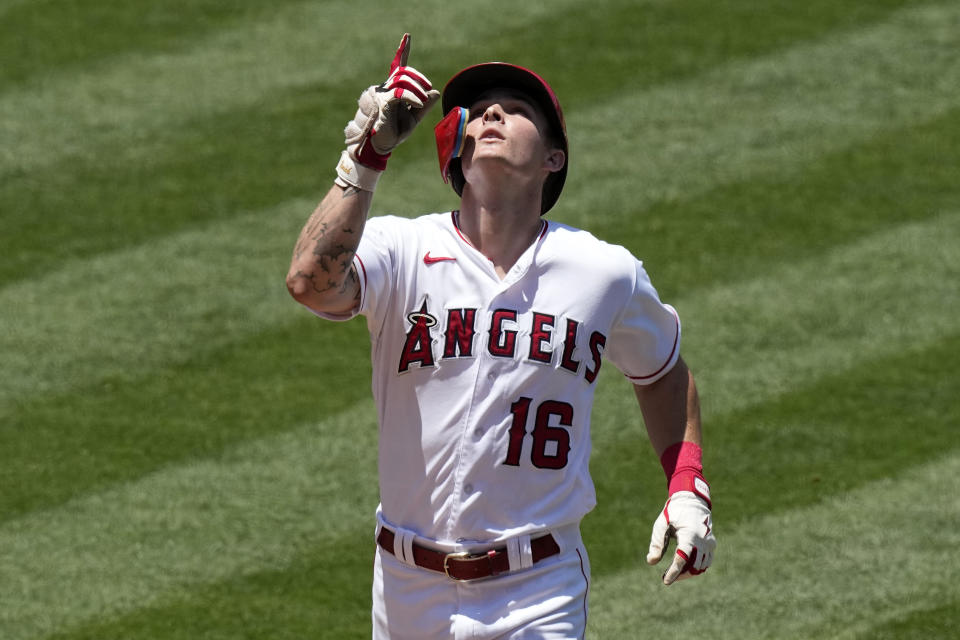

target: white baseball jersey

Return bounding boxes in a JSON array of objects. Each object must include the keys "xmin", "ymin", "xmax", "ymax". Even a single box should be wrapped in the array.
[{"xmin": 314, "ymin": 211, "xmax": 680, "ymax": 546}]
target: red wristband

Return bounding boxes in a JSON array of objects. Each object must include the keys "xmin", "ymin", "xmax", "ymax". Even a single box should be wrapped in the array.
[
  {"xmin": 660, "ymin": 441, "xmax": 711, "ymax": 508},
  {"xmin": 356, "ymin": 136, "xmax": 391, "ymax": 171}
]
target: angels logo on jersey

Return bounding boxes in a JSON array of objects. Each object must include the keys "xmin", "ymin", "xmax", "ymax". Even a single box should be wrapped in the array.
[
  {"xmin": 398, "ymin": 300, "xmax": 606, "ymax": 384},
  {"xmin": 398, "ymin": 302, "xmax": 438, "ymax": 372}
]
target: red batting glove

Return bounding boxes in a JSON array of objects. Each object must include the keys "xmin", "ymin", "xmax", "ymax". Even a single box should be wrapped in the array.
[{"xmin": 337, "ymin": 34, "xmax": 440, "ymax": 190}]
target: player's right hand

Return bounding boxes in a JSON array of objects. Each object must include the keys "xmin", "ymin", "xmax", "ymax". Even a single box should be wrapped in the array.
[
  {"xmin": 646, "ymin": 491, "xmax": 716, "ymax": 585},
  {"xmin": 343, "ymin": 33, "xmax": 440, "ymax": 173}
]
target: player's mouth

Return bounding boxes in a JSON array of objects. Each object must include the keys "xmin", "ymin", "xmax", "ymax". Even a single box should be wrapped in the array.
[{"xmin": 478, "ymin": 128, "xmax": 505, "ymax": 141}]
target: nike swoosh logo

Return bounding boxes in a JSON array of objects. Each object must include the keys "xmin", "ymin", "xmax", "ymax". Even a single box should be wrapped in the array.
[{"xmin": 423, "ymin": 252, "xmax": 456, "ymax": 265}]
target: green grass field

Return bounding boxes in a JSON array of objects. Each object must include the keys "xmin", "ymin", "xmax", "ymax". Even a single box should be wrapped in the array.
[{"xmin": 2, "ymin": 0, "xmax": 959, "ymax": 638}]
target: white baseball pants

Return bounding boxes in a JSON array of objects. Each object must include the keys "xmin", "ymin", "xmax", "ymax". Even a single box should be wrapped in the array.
[{"xmin": 371, "ymin": 526, "xmax": 590, "ymax": 639}]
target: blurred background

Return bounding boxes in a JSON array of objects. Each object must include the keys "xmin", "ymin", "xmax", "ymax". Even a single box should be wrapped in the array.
[{"xmin": 1, "ymin": 1, "xmax": 958, "ymax": 638}]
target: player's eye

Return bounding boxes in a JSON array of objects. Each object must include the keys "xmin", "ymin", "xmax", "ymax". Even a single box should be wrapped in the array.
[
  {"xmin": 507, "ymin": 101, "xmax": 534, "ymax": 117},
  {"xmin": 469, "ymin": 103, "xmax": 492, "ymax": 119}
]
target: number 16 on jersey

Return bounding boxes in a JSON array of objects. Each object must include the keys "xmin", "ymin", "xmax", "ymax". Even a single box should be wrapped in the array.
[{"xmin": 503, "ymin": 397, "xmax": 574, "ymax": 470}]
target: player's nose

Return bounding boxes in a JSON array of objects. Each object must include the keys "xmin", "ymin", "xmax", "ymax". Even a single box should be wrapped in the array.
[{"xmin": 481, "ymin": 104, "xmax": 504, "ymax": 123}]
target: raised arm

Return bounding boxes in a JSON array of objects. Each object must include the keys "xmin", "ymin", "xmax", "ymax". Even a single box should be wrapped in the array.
[
  {"xmin": 285, "ymin": 33, "xmax": 439, "ymax": 316},
  {"xmin": 286, "ymin": 184, "xmax": 373, "ymax": 315}
]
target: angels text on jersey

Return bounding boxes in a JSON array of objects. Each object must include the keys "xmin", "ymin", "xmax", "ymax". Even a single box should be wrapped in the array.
[{"xmin": 397, "ymin": 300, "xmax": 606, "ymax": 385}]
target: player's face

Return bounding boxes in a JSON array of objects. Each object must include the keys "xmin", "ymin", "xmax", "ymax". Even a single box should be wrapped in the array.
[{"xmin": 460, "ymin": 90, "xmax": 562, "ymax": 182}]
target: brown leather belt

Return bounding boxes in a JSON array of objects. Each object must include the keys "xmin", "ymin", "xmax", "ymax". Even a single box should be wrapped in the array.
[{"xmin": 376, "ymin": 527, "xmax": 560, "ymax": 581}]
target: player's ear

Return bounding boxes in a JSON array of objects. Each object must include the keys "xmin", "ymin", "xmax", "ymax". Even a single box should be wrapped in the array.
[{"xmin": 543, "ymin": 148, "xmax": 565, "ymax": 174}]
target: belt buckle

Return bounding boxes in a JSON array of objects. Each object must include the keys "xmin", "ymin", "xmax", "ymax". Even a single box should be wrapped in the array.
[
  {"xmin": 444, "ymin": 550, "xmax": 501, "ymax": 581},
  {"xmin": 443, "ymin": 551, "xmax": 472, "ymax": 581}
]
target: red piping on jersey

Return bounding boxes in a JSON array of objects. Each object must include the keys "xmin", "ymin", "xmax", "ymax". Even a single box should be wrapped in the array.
[
  {"xmin": 355, "ymin": 254, "xmax": 368, "ymax": 311},
  {"xmin": 627, "ymin": 308, "xmax": 680, "ymax": 382},
  {"xmin": 576, "ymin": 547, "xmax": 590, "ymax": 636},
  {"xmin": 451, "ymin": 210, "xmax": 475, "ymax": 248}
]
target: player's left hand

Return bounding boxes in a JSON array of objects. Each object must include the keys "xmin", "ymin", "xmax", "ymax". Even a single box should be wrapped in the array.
[{"xmin": 646, "ymin": 491, "xmax": 716, "ymax": 585}]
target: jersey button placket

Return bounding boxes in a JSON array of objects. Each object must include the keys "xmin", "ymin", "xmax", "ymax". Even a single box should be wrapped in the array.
[{"xmin": 444, "ymin": 292, "xmax": 497, "ymax": 539}]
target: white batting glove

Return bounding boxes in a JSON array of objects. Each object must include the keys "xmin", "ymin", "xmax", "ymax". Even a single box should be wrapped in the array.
[
  {"xmin": 646, "ymin": 491, "xmax": 716, "ymax": 585},
  {"xmin": 336, "ymin": 33, "xmax": 440, "ymax": 191}
]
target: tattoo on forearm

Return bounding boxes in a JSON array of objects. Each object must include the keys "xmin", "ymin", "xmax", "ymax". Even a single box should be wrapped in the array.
[
  {"xmin": 294, "ymin": 217, "xmax": 330, "ymax": 260},
  {"xmin": 292, "ymin": 217, "xmax": 362, "ymax": 294}
]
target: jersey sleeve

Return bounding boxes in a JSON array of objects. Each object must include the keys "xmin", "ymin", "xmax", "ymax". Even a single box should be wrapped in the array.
[{"xmin": 604, "ymin": 255, "xmax": 681, "ymax": 385}]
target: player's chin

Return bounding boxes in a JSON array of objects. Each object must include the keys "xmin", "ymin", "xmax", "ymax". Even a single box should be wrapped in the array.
[
  {"xmin": 467, "ymin": 142, "xmax": 508, "ymax": 162},
  {"xmin": 461, "ymin": 149, "xmax": 508, "ymax": 176}
]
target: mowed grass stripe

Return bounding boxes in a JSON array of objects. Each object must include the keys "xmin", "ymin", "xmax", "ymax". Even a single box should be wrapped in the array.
[
  {"xmin": 584, "ymin": 331, "xmax": 960, "ymax": 574},
  {"xmin": 0, "ymin": 0, "xmax": 926, "ymax": 286},
  {"xmin": 481, "ymin": 0, "xmax": 920, "ymax": 111},
  {"xmin": 0, "ymin": 0, "xmax": 921, "ymax": 97},
  {"xmin": 678, "ymin": 209, "xmax": 959, "ymax": 415},
  {"xmin": 586, "ymin": 450, "xmax": 960, "ymax": 639},
  {"xmin": 41, "ymin": 533, "xmax": 380, "ymax": 640},
  {"xmin": 2, "ymin": 214, "xmax": 955, "ymax": 639},
  {"xmin": 0, "ymin": 0, "xmax": 30, "ymax": 18},
  {"xmin": 587, "ymin": 106, "xmax": 960, "ymax": 297},
  {"xmin": 0, "ymin": 197, "xmax": 314, "ymax": 412},
  {"xmin": 0, "ymin": 0, "xmax": 304, "ymax": 88},
  {"xmin": 0, "ymin": 1, "xmax": 928, "ymax": 175},
  {"xmin": 0, "ymin": 0, "xmax": 592, "ymax": 177},
  {"xmin": 851, "ymin": 600, "xmax": 960, "ymax": 640},
  {"xmin": 0, "ymin": 403, "xmax": 380, "ymax": 640},
  {"xmin": 557, "ymin": 0, "xmax": 960, "ymax": 230},
  {"xmin": 5, "ymin": 4, "xmax": 960, "ymax": 408},
  {"xmin": 0, "ymin": 86, "xmax": 347, "ymax": 287},
  {"xmin": 0, "ymin": 315, "xmax": 371, "ymax": 520}
]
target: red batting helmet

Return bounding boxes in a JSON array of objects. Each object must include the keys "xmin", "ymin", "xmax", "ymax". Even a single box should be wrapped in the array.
[{"xmin": 437, "ymin": 63, "xmax": 568, "ymax": 215}]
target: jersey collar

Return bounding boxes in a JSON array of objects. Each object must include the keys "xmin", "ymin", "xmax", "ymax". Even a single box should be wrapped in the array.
[{"xmin": 450, "ymin": 210, "xmax": 549, "ymax": 283}]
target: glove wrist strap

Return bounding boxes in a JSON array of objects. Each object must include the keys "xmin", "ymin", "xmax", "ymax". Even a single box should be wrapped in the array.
[
  {"xmin": 355, "ymin": 137, "xmax": 391, "ymax": 171},
  {"xmin": 336, "ymin": 150, "xmax": 382, "ymax": 192},
  {"xmin": 660, "ymin": 441, "xmax": 711, "ymax": 508}
]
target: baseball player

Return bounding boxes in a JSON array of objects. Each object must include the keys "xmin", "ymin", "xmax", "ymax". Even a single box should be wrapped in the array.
[{"xmin": 286, "ymin": 34, "xmax": 716, "ymax": 639}]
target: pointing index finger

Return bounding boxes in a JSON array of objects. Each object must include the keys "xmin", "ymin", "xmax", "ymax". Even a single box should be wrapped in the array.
[{"xmin": 391, "ymin": 33, "xmax": 411, "ymax": 73}]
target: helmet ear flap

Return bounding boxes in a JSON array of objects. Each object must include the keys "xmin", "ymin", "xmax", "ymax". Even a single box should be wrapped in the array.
[{"xmin": 434, "ymin": 107, "xmax": 469, "ymax": 184}]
